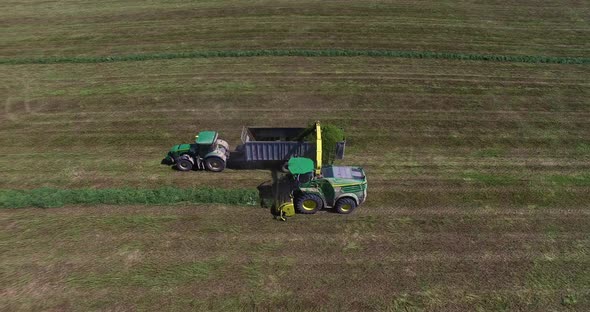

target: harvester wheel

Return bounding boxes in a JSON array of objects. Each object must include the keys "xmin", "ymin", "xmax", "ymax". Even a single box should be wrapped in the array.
[
  {"xmin": 335, "ymin": 197, "xmax": 357, "ymax": 214},
  {"xmin": 295, "ymin": 193, "xmax": 322, "ymax": 214},
  {"xmin": 176, "ymin": 155, "xmax": 193, "ymax": 171},
  {"xmin": 205, "ymin": 157, "xmax": 225, "ymax": 172}
]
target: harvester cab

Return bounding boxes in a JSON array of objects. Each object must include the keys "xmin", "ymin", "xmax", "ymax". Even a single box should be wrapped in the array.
[
  {"xmin": 294, "ymin": 165, "xmax": 368, "ymax": 214},
  {"xmin": 275, "ymin": 121, "xmax": 367, "ymax": 220},
  {"xmin": 277, "ymin": 157, "xmax": 367, "ymax": 220},
  {"xmin": 161, "ymin": 130, "xmax": 229, "ymax": 172}
]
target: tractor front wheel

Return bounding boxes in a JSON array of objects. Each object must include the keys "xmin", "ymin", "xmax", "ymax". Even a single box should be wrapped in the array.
[
  {"xmin": 335, "ymin": 197, "xmax": 357, "ymax": 214},
  {"xmin": 205, "ymin": 157, "xmax": 225, "ymax": 172},
  {"xmin": 295, "ymin": 193, "xmax": 323, "ymax": 214},
  {"xmin": 176, "ymin": 155, "xmax": 193, "ymax": 171}
]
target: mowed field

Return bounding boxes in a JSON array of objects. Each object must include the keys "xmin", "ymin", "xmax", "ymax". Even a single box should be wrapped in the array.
[{"xmin": 1, "ymin": 0, "xmax": 590, "ymax": 311}]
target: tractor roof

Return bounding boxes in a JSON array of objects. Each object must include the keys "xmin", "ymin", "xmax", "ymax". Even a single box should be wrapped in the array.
[{"xmin": 196, "ymin": 131, "xmax": 217, "ymax": 145}]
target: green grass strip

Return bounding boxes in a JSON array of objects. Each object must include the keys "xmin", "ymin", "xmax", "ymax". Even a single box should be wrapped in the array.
[
  {"xmin": 1, "ymin": 49, "xmax": 588, "ymax": 65},
  {"xmin": 0, "ymin": 187, "xmax": 258, "ymax": 209}
]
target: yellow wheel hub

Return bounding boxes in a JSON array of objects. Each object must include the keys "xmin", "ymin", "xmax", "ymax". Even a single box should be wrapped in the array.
[
  {"xmin": 341, "ymin": 204, "xmax": 352, "ymax": 212},
  {"xmin": 302, "ymin": 199, "xmax": 318, "ymax": 211}
]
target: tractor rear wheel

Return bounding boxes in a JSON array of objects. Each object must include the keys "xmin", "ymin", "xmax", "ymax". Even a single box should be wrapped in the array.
[
  {"xmin": 205, "ymin": 157, "xmax": 225, "ymax": 172},
  {"xmin": 176, "ymin": 155, "xmax": 193, "ymax": 171},
  {"xmin": 335, "ymin": 197, "xmax": 357, "ymax": 214},
  {"xmin": 295, "ymin": 193, "xmax": 323, "ymax": 214}
]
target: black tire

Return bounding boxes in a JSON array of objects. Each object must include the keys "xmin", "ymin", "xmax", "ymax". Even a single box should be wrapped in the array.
[
  {"xmin": 335, "ymin": 197, "xmax": 357, "ymax": 214},
  {"xmin": 295, "ymin": 193, "xmax": 323, "ymax": 214},
  {"xmin": 205, "ymin": 157, "xmax": 225, "ymax": 172},
  {"xmin": 176, "ymin": 155, "xmax": 193, "ymax": 172}
]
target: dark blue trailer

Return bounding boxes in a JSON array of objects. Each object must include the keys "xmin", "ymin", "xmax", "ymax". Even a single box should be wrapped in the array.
[{"xmin": 228, "ymin": 127, "xmax": 345, "ymax": 171}]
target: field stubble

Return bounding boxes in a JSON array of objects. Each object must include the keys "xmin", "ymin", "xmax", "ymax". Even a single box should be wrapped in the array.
[
  {"xmin": 1, "ymin": 204, "xmax": 589, "ymax": 310},
  {"xmin": 1, "ymin": 55, "xmax": 589, "ymax": 310}
]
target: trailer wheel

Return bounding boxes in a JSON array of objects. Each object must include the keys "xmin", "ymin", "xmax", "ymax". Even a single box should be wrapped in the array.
[
  {"xmin": 295, "ymin": 193, "xmax": 322, "ymax": 214},
  {"xmin": 176, "ymin": 155, "xmax": 193, "ymax": 172},
  {"xmin": 335, "ymin": 197, "xmax": 357, "ymax": 214},
  {"xmin": 205, "ymin": 157, "xmax": 225, "ymax": 172}
]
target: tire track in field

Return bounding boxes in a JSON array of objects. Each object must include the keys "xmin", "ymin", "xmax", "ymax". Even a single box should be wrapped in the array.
[
  {"xmin": 22, "ymin": 70, "xmax": 588, "ymax": 82},
  {"xmin": 5, "ymin": 105, "xmax": 590, "ymax": 122},
  {"xmin": 2, "ymin": 49, "xmax": 589, "ymax": 65},
  {"xmin": 34, "ymin": 73, "xmax": 588, "ymax": 87}
]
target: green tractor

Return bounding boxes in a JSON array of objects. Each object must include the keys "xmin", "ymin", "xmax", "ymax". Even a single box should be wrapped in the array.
[
  {"xmin": 161, "ymin": 131, "xmax": 229, "ymax": 172},
  {"xmin": 277, "ymin": 157, "xmax": 367, "ymax": 218}
]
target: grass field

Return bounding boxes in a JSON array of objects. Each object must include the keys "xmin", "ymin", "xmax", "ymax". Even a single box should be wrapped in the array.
[
  {"xmin": 1, "ymin": 0, "xmax": 590, "ymax": 311},
  {"xmin": 2, "ymin": 0, "xmax": 589, "ymax": 58}
]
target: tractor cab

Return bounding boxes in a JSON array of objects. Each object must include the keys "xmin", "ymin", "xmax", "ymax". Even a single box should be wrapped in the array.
[
  {"xmin": 161, "ymin": 130, "xmax": 229, "ymax": 172},
  {"xmin": 195, "ymin": 131, "xmax": 224, "ymax": 156}
]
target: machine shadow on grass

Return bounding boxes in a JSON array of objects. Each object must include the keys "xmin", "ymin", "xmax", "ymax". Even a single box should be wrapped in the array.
[
  {"xmin": 167, "ymin": 158, "xmax": 294, "ymax": 216},
  {"xmin": 256, "ymin": 170, "xmax": 296, "ymax": 216}
]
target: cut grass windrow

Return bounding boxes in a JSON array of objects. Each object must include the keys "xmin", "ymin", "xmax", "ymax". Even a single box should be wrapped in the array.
[
  {"xmin": 1, "ymin": 49, "xmax": 588, "ymax": 66},
  {"xmin": 0, "ymin": 187, "xmax": 258, "ymax": 209}
]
